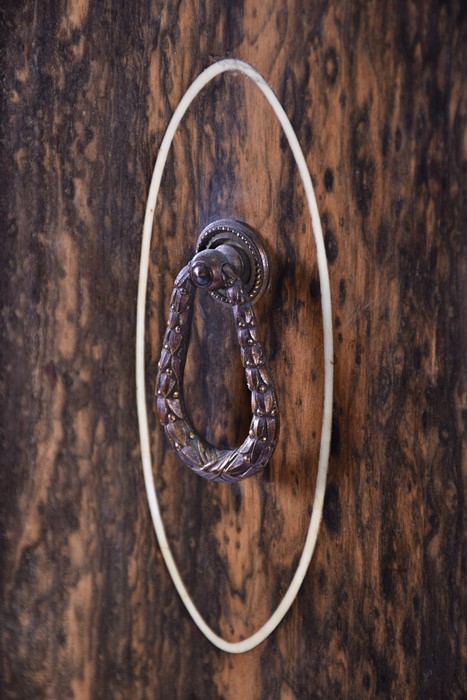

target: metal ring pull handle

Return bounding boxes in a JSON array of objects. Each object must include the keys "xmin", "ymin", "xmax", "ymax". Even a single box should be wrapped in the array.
[{"xmin": 155, "ymin": 225, "xmax": 278, "ymax": 483}]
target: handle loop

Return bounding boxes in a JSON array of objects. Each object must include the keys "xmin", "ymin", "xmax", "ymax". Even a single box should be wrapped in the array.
[{"xmin": 156, "ymin": 249, "xmax": 278, "ymax": 483}]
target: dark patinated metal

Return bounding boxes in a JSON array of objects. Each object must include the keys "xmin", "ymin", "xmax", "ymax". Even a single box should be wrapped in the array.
[
  {"xmin": 155, "ymin": 223, "xmax": 278, "ymax": 483},
  {"xmin": 196, "ymin": 219, "xmax": 270, "ymax": 305}
]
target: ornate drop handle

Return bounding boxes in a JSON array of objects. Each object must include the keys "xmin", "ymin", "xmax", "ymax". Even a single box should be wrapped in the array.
[{"xmin": 155, "ymin": 242, "xmax": 278, "ymax": 483}]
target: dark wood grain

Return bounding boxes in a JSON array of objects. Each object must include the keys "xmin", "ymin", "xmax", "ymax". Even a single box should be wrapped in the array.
[{"xmin": 1, "ymin": 1, "xmax": 465, "ymax": 698}]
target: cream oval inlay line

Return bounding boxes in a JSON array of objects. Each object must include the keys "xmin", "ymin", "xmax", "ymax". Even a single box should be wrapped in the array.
[{"xmin": 136, "ymin": 58, "xmax": 334, "ymax": 654}]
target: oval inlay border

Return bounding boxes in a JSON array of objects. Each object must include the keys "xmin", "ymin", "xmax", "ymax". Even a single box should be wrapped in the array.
[{"xmin": 136, "ymin": 59, "xmax": 334, "ymax": 653}]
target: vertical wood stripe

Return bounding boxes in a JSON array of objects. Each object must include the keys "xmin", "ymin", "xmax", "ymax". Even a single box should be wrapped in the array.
[{"xmin": 137, "ymin": 58, "xmax": 333, "ymax": 653}]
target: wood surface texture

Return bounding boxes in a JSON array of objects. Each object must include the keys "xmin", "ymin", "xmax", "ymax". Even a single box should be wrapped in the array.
[{"xmin": 1, "ymin": 1, "xmax": 465, "ymax": 698}]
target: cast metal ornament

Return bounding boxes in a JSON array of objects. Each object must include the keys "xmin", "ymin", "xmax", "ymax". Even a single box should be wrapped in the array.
[
  {"xmin": 155, "ymin": 227, "xmax": 278, "ymax": 483},
  {"xmin": 196, "ymin": 218, "xmax": 270, "ymax": 304}
]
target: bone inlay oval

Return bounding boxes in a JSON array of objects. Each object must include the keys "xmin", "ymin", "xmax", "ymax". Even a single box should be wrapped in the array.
[{"xmin": 136, "ymin": 59, "xmax": 334, "ymax": 654}]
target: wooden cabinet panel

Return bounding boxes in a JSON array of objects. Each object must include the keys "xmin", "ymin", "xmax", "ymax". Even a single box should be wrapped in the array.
[{"xmin": 1, "ymin": 1, "xmax": 465, "ymax": 698}]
